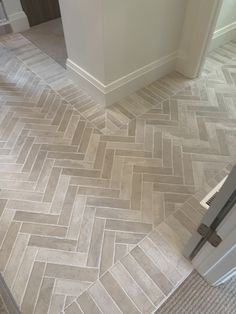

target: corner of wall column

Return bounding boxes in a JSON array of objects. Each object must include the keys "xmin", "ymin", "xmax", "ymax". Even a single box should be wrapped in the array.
[{"xmin": 176, "ymin": 0, "xmax": 223, "ymax": 79}]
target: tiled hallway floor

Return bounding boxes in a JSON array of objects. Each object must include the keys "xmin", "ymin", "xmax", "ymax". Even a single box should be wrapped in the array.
[
  {"xmin": 0, "ymin": 296, "xmax": 7, "ymax": 314},
  {"xmin": 0, "ymin": 33, "xmax": 235, "ymax": 313}
]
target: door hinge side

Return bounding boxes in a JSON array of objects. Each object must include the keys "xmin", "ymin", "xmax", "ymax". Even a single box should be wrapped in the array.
[{"xmin": 197, "ymin": 223, "xmax": 222, "ymax": 247}]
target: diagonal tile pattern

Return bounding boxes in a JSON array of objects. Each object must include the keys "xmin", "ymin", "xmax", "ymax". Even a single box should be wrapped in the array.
[{"xmin": 0, "ymin": 33, "xmax": 235, "ymax": 313}]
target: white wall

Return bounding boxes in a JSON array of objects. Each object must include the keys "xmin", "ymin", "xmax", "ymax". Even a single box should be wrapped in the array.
[
  {"xmin": 177, "ymin": 0, "xmax": 222, "ymax": 77},
  {"xmin": 3, "ymin": 0, "xmax": 29, "ymax": 32},
  {"xmin": 210, "ymin": 0, "xmax": 236, "ymax": 50},
  {"xmin": 3, "ymin": 0, "xmax": 22, "ymax": 15},
  {"xmin": 103, "ymin": 0, "xmax": 187, "ymax": 83},
  {"xmin": 215, "ymin": 0, "xmax": 236, "ymax": 30},
  {"xmin": 59, "ymin": 0, "xmax": 105, "ymax": 83},
  {"xmin": 60, "ymin": 0, "xmax": 188, "ymax": 105}
]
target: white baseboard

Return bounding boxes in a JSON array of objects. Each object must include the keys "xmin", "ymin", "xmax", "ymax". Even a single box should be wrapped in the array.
[
  {"xmin": 8, "ymin": 11, "xmax": 29, "ymax": 33},
  {"xmin": 66, "ymin": 52, "xmax": 178, "ymax": 107},
  {"xmin": 209, "ymin": 21, "xmax": 236, "ymax": 51}
]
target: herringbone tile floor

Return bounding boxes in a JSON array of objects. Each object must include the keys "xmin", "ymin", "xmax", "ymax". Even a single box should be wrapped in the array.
[{"xmin": 0, "ymin": 33, "xmax": 235, "ymax": 314}]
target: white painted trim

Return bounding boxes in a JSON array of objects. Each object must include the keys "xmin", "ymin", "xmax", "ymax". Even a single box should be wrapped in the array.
[
  {"xmin": 209, "ymin": 21, "xmax": 236, "ymax": 51},
  {"xmin": 200, "ymin": 176, "xmax": 227, "ymax": 210},
  {"xmin": 66, "ymin": 60, "xmax": 107, "ymax": 94},
  {"xmin": 67, "ymin": 52, "xmax": 178, "ymax": 106},
  {"xmin": 8, "ymin": 11, "xmax": 29, "ymax": 33},
  {"xmin": 213, "ymin": 21, "xmax": 236, "ymax": 39}
]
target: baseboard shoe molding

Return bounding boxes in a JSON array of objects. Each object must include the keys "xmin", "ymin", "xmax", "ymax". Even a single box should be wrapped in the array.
[
  {"xmin": 66, "ymin": 52, "xmax": 178, "ymax": 106},
  {"xmin": 0, "ymin": 274, "xmax": 20, "ymax": 314},
  {"xmin": 209, "ymin": 21, "xmax": 236, "ymax": 51},
  {"xmin": 8, "ymin": 11, "xmax": 30, "ymax": 33}
]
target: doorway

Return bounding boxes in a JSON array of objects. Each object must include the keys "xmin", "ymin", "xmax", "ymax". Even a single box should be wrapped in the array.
[
  {"xmin": 177, "ymin": 0, "xmax": 236, "ymax": 79},
  {"xmin": 20, "ymin": 0, "xmax": 61, "ymax": 27},
  {"xmin": 203, "ymin": 0, "xmax": 236, "ymax": 76},
  {"xmin": 20, "ymin": 0, "xmax": 67, "ymax": 67}
]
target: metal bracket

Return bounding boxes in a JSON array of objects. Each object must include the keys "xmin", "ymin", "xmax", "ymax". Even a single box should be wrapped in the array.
[{"xmin": 198, "ymin": 224, "xmax": 222, "ymax": 247}]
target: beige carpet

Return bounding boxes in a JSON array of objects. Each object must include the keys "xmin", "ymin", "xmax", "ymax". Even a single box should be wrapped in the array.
[{"xmin": 156, "ymin": 271, "xmax": 236, "ymax": 314}]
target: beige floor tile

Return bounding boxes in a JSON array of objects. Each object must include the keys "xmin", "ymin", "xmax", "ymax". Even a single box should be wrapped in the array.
[
  {"xmin": 100, "ymin": 271, "xmax": 140, "ymax": 314},
  {"xmin": 45, "ymin": 263, "xmax": 98, "ymax": 282},
  {"xmin": 110, "ymin": 262, "xmax": 156, "ymax": 313},
  {"xmin": 36, "ymin": 248, "xmax": 87, "ymax": 267},
  {"xmin": 3, "ymin": 233, "xmax": 29, "ymax": 288},
  {"xmin": 29, "ymin": 235, "xmax": 77, "ymax": 251},
  {"xmin": 48, "ymin": 294, "xmax": 66, "ymax": 314},
  {"xmin": 130, "ymin": 246, "xmax": 174, "ymax": 295},
  {"xmin": 88, "ymin": 281, "xmax": 122, "ymax": 314},
  {"xmin": 64, "ymin": 302, "xmax": 83, "ymax": 314},
  {"xmin": 34, "ymin": 277, "xmax": 55, "ymax": 314},
  {"xmin": 21, "ymin": 261, "xmax": 45, "ymax": 314},
  {"xmin": 12, "ymin": 246, "xmax": 38, "ymax": 306},
  {"xmin": 54, "ymin": 279, "xmax": 90, "ymax": 296},
  {"xmin": 77, "ymin": 291, "xmax": 102, "ymax": 314}
]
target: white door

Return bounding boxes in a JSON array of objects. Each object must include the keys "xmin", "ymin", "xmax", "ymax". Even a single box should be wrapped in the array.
[{"xmin": 184, "ymin": 165, "xmax": 236, "ymax": 286}]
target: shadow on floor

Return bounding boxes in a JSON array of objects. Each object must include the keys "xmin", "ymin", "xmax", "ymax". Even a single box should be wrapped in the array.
[{"xmin": 22, "ymin": 18, "xmax": 67, "ymax": 68}]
